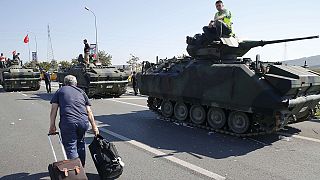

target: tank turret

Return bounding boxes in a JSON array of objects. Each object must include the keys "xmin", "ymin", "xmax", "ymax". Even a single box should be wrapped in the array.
[{"xmin": 187, "ymin": 35, "xmax": 319, "ymax": 60}]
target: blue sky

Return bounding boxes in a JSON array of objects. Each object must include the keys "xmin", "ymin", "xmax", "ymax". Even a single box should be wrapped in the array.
[{"xmin": 0, "ymin": 0, "xmax": 319, "ymax": 65}]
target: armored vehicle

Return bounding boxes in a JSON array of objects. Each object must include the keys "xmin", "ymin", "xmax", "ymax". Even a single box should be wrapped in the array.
[
  {"xmin": 138, "ymin": 35, "xmax": 320, "ymax": 135},
  {"xmin": 0, "ymin": 59, "xmax": 41, "ymax": 91},
  {"xmin": 57, "ymin": 63, "xmax": 129, "ymax": 97}
]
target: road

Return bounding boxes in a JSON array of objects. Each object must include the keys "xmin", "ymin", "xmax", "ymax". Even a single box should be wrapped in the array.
[{"xmin": 0, "ymin": 81, "xmax": 320, "ymax": 180}]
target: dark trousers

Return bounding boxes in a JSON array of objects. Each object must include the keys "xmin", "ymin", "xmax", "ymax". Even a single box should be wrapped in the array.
[
  {"xmin": 60, "ymin": 121, "xmax": 89, "ymax": 166},
  {"xmin": 45, "ymin": 81, "xmax": 51, "ymax": 93},
  {"xmin": 203, "ymin": 21, "xmax": 231, "ymax": 42},
  {"xmin": 0, "ymin": 61, "xmax": 5, "ymax": 68},
  {"xmin": 133, "ymin": 83, "xmax": 138, "ymax": 96}
]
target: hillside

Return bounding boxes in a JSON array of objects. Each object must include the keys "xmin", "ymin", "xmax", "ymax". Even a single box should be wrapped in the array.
[{"xmin": 282, "ymin": 55, "xmax": 320, "ymax": 67}]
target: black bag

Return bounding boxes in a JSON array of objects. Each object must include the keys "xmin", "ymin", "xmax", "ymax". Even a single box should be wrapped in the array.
[
  {"xmin": 89, "ymin": 134, "xmax": 124, "ymax": 179},
  {"xmin": 48, "ymin": 132, "xmax": 88, "ymax": 180}
]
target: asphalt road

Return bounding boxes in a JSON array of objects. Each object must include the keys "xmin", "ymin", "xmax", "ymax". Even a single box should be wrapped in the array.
[{"xmin": 0, "ymin": 81, "xmax": 320, "ymax": 180}]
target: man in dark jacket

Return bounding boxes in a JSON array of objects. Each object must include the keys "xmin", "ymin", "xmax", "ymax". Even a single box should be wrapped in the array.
[
  {"xmin": 49, "ymin": 75, "xmax": 99, "ymax": 166},
  {"xmin": 43, "ymin": 70, "xmax": 51, "ymax": 93},
  {"xmin": 132, "ymin": 71, "xmax": 138, "ymax": 96}
]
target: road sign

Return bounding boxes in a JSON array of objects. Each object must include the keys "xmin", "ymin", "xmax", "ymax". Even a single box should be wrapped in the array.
[{"xmin": 32, "ymin": 52, "xmax": 38, "ymax": 61}]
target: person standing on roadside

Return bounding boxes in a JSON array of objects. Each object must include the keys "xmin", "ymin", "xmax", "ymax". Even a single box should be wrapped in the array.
[
  {"xmin": 43, "ymin": 70, "xmax": 51, "ymax": 93},
  {"xmin": 132, "ymin": 71, "xmax": 138, "ymax": 96}
]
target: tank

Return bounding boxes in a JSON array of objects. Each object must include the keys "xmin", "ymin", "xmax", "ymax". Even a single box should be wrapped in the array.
[
  {"xmin": 138, "ymin": 35, "xmax": 320, "ymax": 135},
  {"xmin": 57, "ymin": 63, "xmax": 129, "ymax": 98},
  {"xmin": 0, "ymin": 59, "xmax": 41, "ymax": 91}
]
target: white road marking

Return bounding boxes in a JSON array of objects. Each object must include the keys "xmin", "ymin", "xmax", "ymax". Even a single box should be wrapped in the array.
[
  {"xmin": 99, "ymin": 128, "xmax": 225, "ymax": 180},
  {"xmin": 277, "ymin": 132, "xmax": 320, "ymax": 143},
  {"xmin": 108, "ymin": 99, "xmax": 320, "ymax": 145},
  {"xmin": 114, "ymin": 97, "xmax": 147, "ymax": 100},
  {"xmin": 107, "ymin": 99, "xmax": 149, "ymax": 109},
  {"xmin": 21, "ymin": 93, "xmax": 28, "ymax": 97}
]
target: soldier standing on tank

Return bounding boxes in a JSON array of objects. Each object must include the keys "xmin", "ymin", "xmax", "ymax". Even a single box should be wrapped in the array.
[
  {"xmin": 132, "ymin": 71, "xmax": 138, "ymax": 96},
  {"xmin": 0, "ymin": 53, "xmax": 7, "ymax": 68},
  {"xmin": 83, "ymin": 39, "xmax": 90, "ymax": 65},
  {"xmin": 203, "ymin": 0, "xmax": 232, "ymax": 41}
]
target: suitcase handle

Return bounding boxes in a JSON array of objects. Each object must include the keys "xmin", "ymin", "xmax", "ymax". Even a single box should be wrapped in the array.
[
  {"xmin": 48, "ymin": 132, "xmax": 68, "ymax": 162},
  {"xmin": 48, "ymin": 132, "xmax": 59, "ymax": 136}
]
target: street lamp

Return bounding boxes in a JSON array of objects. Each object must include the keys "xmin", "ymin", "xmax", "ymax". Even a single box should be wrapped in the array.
[{"xmin": 85, "ymin": 6, "xmax": 98, "ymax": 61}]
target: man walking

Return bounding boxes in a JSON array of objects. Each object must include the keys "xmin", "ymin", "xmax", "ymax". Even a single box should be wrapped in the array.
[
  {"xmin": 49, "ymin": 75, "xmax": 99, "ymax": 166},
  {"xmin": 132, "ymin": 71, "xmax": 138, "ymax": 96},
  {"xmin": 43, "ymin": 70, "xmax": 51, "ymax": 93}
]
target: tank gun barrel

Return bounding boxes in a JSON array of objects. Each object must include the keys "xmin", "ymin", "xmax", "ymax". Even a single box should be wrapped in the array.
[
  {"xmin": 234, "ymin": 35, "xmax": 319, "ymax": 57},
  {"xmin": 260, "ymin": 35, "xmax": 319, "ymax": 46},
  {"xmin": 240, "ymin": 35, "xmax": 319, "ymax": 48}
]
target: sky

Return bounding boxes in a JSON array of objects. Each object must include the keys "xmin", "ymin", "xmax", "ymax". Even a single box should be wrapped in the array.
[{"xmin": 0, "ymin": 0, "xmax": 319, "ymax": 65}]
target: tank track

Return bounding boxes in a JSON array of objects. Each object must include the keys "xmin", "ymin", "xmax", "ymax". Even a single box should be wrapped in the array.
[{"xmin": 147, "ymin": 98, "xmax": 274, "ymax": 137}]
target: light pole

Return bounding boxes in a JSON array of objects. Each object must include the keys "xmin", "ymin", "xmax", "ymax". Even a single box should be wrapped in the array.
[
  {"xmin": 27, "ymin": 31, "xmax": 38, "ymax": 62},
  {"xmin": 85, "ymin": 6, "xmax": 98, "ymax": 61}
]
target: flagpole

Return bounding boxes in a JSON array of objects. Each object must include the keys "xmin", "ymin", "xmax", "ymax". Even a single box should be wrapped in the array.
[{"xmin": 28, "ymin": 41, "xmax": 31, "ymax": 62}]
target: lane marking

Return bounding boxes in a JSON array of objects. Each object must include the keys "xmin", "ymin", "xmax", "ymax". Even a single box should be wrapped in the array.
[
  {"xmin": 21, "ymin": 93, "xmax": 28, "ymax": 97},
  {"xmin": 277, "ymin": 132, "xmax": 320, "ymax": 143},
  {"xmin": 99, "ymin": 128, "xmax": 225, "ymax": 180},
  {"xmin": 108, "ymin": 99, "xmax": 320, "ymax": 144},
  {"xmin": 114, "ymin": 97, "xmax": 147, "ymax": 100},
  {"xmin": 107, "ymin": 99, "xmax": 149, "ymax": 109}
]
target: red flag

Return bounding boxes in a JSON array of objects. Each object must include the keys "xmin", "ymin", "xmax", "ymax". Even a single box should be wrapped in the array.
[{"xmin": 24, "ymin": 34, "xmax": 29, "ymax": 43}]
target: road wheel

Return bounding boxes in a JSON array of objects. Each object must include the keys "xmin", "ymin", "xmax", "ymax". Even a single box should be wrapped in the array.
[
  {"xmin": 174, "ymin": 102, "xmax": 188, "ymax": 121},
  {"xmin": 33, "ymin": 85, "xmax": 40, "ymax": 91},
  {"xmin": 207, "ymin": 107, "xmax": 226, "ymax": 129},
  {"xmin": 3, "ymin": 86, "xmax": 9, "ymax": 92},
  {"xmin": 190, "ymin": 105, "xmax": 206, "ymax": 125},
  {"xmin": 161, "ymin": 100, "xmax": 173, "ymax": 118},
  {"xmin": 228, "ymin": 111, "xmax": 250, "ymax": 134},
  {"xmin": 147, "ymin": 97, "xmax": 161, "ymax": 110}
]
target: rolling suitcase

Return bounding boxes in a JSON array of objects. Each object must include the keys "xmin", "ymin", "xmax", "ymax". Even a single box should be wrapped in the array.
[
  {"xmin": 89, "ymin": 134, "xmax": 124, "ymax": 179},
  {"xmin": 48, "ymin": 132, "xmax": 88, "ymax": 180}
]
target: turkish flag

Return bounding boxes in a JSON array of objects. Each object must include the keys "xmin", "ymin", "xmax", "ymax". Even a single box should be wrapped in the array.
[{"xmin": 24, "ymin": 34, "xmax": 29, "ymax": 43}]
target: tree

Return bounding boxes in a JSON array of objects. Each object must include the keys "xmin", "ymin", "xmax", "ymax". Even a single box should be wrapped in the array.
[
  {"xmin": 177, "ymin": 54, "xmax": 188, "ymax": 58},
  {"xmin": 24, "ymin": 60, "xmax": 38, "ymax": 68},
  {"xmin": 38, "ymin": 62, "xmax": 51, "ymax": 71},
  {"xmin": 71, "ymin": 58, "xmax": 78, "ymax": 65},
  {"xmin": 127, "ymin": 54, "xmax": 140, "ymax": 72},
  {"xmin": 98, "ymin": 50, "xmax": 112, "ymax": 66},
  {"xmin": 59, "ymin": 60, "xmax": 71, "ymax": 69},
  {"xmin": 50, "ymin": 60, "xmax": 58, "ymax": 70}
]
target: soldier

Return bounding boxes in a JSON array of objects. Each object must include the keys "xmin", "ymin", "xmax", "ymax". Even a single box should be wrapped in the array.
[
  {"xmin": 203, "ymin": 0, "xmax": 233, "ymax": 41},
  {"xmin": 43, "ymin": 70, "xmax": 52, "ymax": 93},
  {"xmin": 0, "ymin": 53, "xmax": 6, "ymax": 68},
  {"xmin": 132, "ymin": 71, "xmax": 138, "ymax": 96},
  {"xmin": 83, "ymin": 39, "xmax": 90, "ymax": 65},
  {"xmin": 77, "ymin": 54, "xmax": 85, "ymax": 64}
]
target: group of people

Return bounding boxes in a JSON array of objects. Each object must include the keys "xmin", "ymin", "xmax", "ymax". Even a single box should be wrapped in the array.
[
  {"xmin": 47, "ymin": 0, "xmax": 228, "ymax": 168},
  {"xmin": 0, "ymin": 51, "xmax": 21, "ymax": 68}
]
